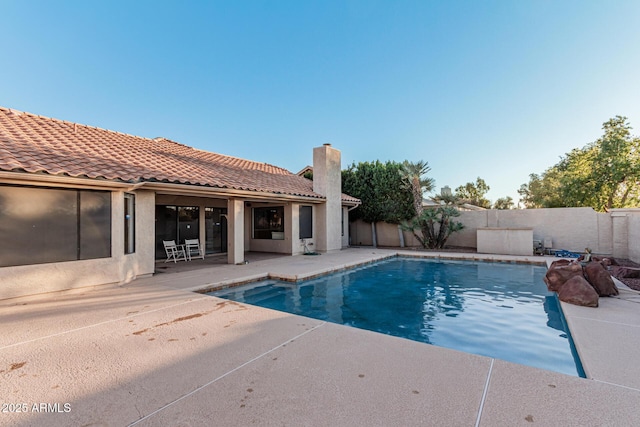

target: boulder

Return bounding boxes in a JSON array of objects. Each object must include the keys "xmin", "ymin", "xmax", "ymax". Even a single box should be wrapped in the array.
[
  {"xmin": 595, "ymin": 257, "xmax": 615, "ymax": 268},
  {"xmin": 544, "ymin": 261, "xmax": 584, "ymax": 292},
  {"xmin": 584, "ymin": 262, "xmax": 619, "ymax": 296},
  {"xmin": 558, "ymin": 275, "xmax": 599, "ymax": 307},
  {"xmin": 549, "ymin": 259, "xmax": 572, "ymax": 268}
]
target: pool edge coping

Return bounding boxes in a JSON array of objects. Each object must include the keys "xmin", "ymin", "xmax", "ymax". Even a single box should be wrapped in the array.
[{"xmin": 193, "ymin": 251, "xmax": 549, "ymax": 295}]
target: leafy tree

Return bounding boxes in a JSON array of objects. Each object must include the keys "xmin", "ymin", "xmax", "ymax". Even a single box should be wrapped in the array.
[
  {"xmin": 493, "ymin": 196, "xmax": 514, "ymax": 210},
  {"xmin": 518, "ymin": 170, "xmax": 565, "ymax": 208},
  {"xmin": 399, "ymin": 161, "xmax": 464, "ymax": 249},
  {"xmin": 520, "ymin": 116, "xmax": 640, "ymax": 210},
  {"xmin": 455, "ymin": 177, "xmax": 491, "ymax": 208},
  {"xmin": 342, "ymin": 160, "xmax": 414, "ymax": 246}
]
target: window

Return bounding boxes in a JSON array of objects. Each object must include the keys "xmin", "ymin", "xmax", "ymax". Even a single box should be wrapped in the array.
[
  {"xmin": 79, "ymin": 190, "xmax": 111, "ymax": 260},
  {"xmin": 124, "ymin": 194, "xmax": 135, "ymax": 254},
  {"xmin": 299, "ymin": 206, "xmax": 312, "ymax": 239},
  {"xmin": 253, "ymin": 206, "xmax": 284, "ymax": 239},
  {"xmin": 0, "ymin": 185, "xmax": 111, "ymax": 267}
]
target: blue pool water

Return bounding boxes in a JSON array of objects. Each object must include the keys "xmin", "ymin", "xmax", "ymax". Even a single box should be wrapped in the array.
[{"xmin": 209, "ymin": 257, "xmax": 584, "ymax": 377}]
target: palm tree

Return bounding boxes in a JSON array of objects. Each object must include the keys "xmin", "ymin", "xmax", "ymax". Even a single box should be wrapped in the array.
[
  {"xmin": 399, "ymin": 160, "xmax": 435, "ymax": 218},
  {"xmin": 399, "ymin": 160, "xmax": 464, "ymax": 249}
]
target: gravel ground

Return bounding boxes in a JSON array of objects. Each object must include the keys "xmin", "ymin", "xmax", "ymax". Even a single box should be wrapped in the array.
[{"xmin": 610, "ymin": 258, "xmax": 640, "ymax": 291}]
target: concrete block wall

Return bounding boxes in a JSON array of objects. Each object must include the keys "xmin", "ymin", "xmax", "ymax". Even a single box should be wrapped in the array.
[
  {"xmin": 348, "ymin": 207, "xmax": 639, "ymax": 263},
  {"xmin": 350, "ymin": 220, "xmax": 374, "ymax": 246},
  {"xmin": 628, "ymin": 214, "xmax": 640, "ymax": 264},
  {"xmin": 477, "ymin": 228, "xmax": 533, "ymax": 256},
  {"xmin": 447, "ymin": 208, "xmax": 611, "ymax": 255}
]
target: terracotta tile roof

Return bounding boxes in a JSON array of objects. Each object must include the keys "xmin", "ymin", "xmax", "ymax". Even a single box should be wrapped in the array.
[{"xmin": 0, "ymin": 107, "xmax": 360, "ymax": 203}]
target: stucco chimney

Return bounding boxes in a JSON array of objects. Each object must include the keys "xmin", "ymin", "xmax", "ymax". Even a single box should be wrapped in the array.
[{"xmin": 313, "ymin": 144, "xmax": 342, "ymax": 252}]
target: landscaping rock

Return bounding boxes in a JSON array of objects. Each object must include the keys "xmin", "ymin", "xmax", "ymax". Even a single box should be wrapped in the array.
[
  {"xmin": 584, "ymin": 262, "xmax": 619, "ymax": 296},
  {"xmin": 558, "ymin": 275, "xmax": 599, "ymax": 307},
  {"xmin": 612, "ymin": 266, "xmax": 640, "ymax": 279},
  {"xmin": 549, "ymin": 259, "xmax": 572, "ymax": 268},
  {"xmin": 544, "ymin": 261, "xmax": 584, "ymax": 292}
]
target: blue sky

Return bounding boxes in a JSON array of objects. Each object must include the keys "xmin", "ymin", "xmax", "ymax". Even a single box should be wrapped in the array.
[{"xmin": 2, "ymin": 1, "xmax": 639, "ymax": 205}]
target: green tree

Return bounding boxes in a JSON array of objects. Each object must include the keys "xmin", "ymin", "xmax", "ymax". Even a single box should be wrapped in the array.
[
  {"xmin": 455, "ymin": 177, "xmax": 491, "ymax": 208},
  {"xmin": 342, "ymin": 160, "xmax": 414, "ymax": 246},
  {"xmin": 399, "ymin": 161, "xmax": 464, "ymax": 249},
  {"xmin": 518, "ymin": 170, "xmax": 565, "ymax": 208},
  {"xmin": 493, "ymin": 196, "xmax": 514, "ymax": 210},
  {"xmin": 520, "ymin": 116, "xmax": 640, "ymax": 210},
  {"xmin": 402, "ymin": 206, "xmax": 465, "ymax": 249}
]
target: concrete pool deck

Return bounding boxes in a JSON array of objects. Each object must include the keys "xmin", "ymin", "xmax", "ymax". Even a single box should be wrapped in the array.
[{"xmin": 1, "ymin": 248, "xmax": 639, "ymax": 426}]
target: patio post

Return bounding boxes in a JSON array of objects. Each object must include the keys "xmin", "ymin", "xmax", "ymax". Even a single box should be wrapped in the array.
[{"xmin": 227, "ymin": 198, "xmax": 245, "ymax": 264}]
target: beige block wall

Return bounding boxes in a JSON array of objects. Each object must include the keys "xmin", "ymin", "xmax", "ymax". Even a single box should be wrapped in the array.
[
  {"xmin": 628, "ymin": 214, "xmax": 640, "ymax": 264},
  {"xmin": 349, "ymin": 207, "xmax": 633, "ymax": 258},
  {"xmin": 350, "ymin": 220, "xmax": 373, "ymax": 246},
  {"xmin": 1, "ymin": 190, "xmax": 156, "ymax": 300},
  {"xmin": 477, "ymin": 228, "xmax": 533, "ymax": 256},
  {"xmin": 447, "ymin": 208, "xmax": 612, "ymax": 255},
  {"xmin": 611, "ymin": 214, "xmax": 629, "ymax": 259},
  {"xmin": 610, "ymin": 209, "xmax": 640, "ymax": 264},
  {"xmin": 446, "ymin": 211, "xmax": 488, "ymax": 248}
]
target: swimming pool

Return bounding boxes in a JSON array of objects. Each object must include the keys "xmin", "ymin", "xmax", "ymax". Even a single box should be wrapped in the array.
[{"xmin": 209, "ymin": 257, "xmax": 584, "ymax": 377}]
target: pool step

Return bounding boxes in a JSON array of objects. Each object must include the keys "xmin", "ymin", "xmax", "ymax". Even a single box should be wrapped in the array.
[{"xmin": 233, "ymin": 284, "xmax": 289, "ymax": 305}]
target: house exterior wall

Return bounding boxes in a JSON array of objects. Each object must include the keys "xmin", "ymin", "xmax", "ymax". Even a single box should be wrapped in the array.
[
  {"xmin": 0, "ymin": 189, "xmax": 155, "ymax": 300},
  {"xmin": 0, "ymin": 142, "xmax": 356, "ymax": 299},
  {"xmin": 313, "ymin": 144, "xmax": 342, "ymax": 252},
  {"xmin": 291, "ymin": 203, "xmax": 318, "ymax": 255},
  {"xmin": 246, "ymin": 202, "xmax": 291, "ymax": 254},
  {"xmin": 341, "ymin": 207, "xmax": 349, "ymax": 248}
]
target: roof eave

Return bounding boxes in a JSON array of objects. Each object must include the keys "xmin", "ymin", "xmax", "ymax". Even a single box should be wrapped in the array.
[
  {"xmin": 0, "ymin": 170, "xmax": 132, "ymax": 190},
  {"xmin": 135, "ymin": 181, "xmax": 326, "ymax": 203}
]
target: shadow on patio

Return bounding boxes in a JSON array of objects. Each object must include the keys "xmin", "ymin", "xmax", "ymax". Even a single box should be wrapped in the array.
[{"xmin": 153, "ymin": 252, "xmax": 289, "ymax": 275}]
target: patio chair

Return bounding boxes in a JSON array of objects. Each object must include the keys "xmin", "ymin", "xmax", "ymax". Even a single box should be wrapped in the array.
[
  {"xmin": 184, "ymin": 238, "xmax": 205, "ymax": 261},
  {"xmin": 163, "ymin": 240, "xmax": 186, "ymax": 263}
]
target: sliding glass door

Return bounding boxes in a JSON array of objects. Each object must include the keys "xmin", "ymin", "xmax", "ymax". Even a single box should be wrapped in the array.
[
  {"xmin": 205, "ymin": 207, "xmax": 227, "ymax": 254},
  {"xmin": 155, "ymin": 205, "xmax": 200, "ymax": 259}
]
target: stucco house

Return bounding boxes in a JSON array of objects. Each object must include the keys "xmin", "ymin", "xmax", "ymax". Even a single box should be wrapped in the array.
[{"xmin": 0, "ymin": 107, "xmax": 359, "ymax": 299}]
